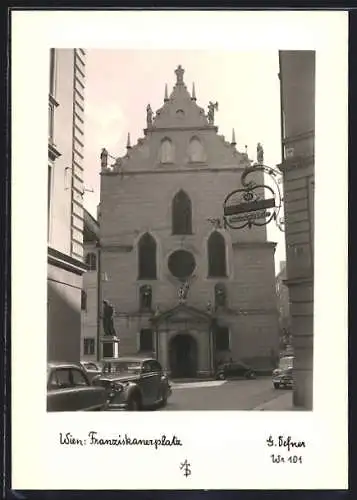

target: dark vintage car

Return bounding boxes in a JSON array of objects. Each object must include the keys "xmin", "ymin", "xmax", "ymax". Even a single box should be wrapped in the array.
[
  {"xmin": 215, "ymin": 361, "xmax": 256, "ymax": 380},
  {"xmin": 47, "ymin": 362, "xmax": 108, "ymax": 412},
  {"xmin": 272, "ymin": 356, "xmax": 294, "ymax": 389},
  {"xmin": 80, "ymin": 361, "xmax": 103, "ymax": 382},
  {"xmin": 92, "ymin": 357, "xmax": 172, "ymax": 411}
]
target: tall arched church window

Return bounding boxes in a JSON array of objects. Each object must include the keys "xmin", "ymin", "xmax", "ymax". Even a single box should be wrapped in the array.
[
  {"xmin": 160, "ymin": 138, "xmax": 175, "ymax": 163},
  {"xmin": 188, "ymin": 137, "xmax": 205, "ymax": 162},
  {"xmin": 208, "ymin": 231, "xmax": 227, "ymax": 277},
  {"xmin": 85, "ymin": 252, "xmax": 97, "ymax": 271},
  {"xmin": 138, "ymin": 233, "xmax": 157, "ymax": 280},
  {"xmin": 172, "ymin": 190, "xmax": 192, "ymax": 235}
]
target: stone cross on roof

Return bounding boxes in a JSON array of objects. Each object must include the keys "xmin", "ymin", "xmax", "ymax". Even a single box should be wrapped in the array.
[{"xmin": 175, "ymin": 65, "xmax": 185, "ymax": 85}]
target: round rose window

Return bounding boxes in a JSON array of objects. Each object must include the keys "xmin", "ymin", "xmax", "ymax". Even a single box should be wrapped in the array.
[{"xmin": 168, "ymin": 250, "xmax": 196, "ymax": 279}]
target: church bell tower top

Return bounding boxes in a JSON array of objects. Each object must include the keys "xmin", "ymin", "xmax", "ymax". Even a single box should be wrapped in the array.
[{"xmin": 175, "ymin": 65, "xmax": 185, "ymax": 85}]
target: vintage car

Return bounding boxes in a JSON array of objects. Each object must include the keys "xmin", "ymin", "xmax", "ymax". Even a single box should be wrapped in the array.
[
  {"xmin": 80, "ymin": 361, "xmax": 103, "ymax": 382},
  {"xmin": 272, "ymin": 355, "xmax": 294, "ymax": 389},
  {"xmin": 47, "ymin": 362, "xmax": 108, "ymax": 412},
  {"xmin": 215, "ymin": 361, "xmax": 256, "ymax": 380},
  {"xmin": 92, "ymin": 357, "xmax": 172, "ymax": 411}
]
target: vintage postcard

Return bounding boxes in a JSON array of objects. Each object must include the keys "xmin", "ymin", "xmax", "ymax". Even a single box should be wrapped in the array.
[{"xmin": 11, "ymin": 9, "xmax": 348, "ymax": 490}]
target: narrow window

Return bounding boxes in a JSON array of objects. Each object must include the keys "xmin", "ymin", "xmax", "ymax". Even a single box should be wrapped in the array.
[
  {"xmin": 172, "ymin": 190, "xmax": 192, "ymax": 235},
  {"xmin": 160, "ymin": 138, "xmax": 175, "ymax": 163},
  {"xmin": 188, "ymin": 137, "xmax": 205, "ymax": 162},
  {"xmin": 215, "ymin": 326, "xmax": 230, "ymax": 351},
  {"xmin": 208, "ymin": 231, "xmax": 227, "ymax": 277},
  {"xmin": 138, "ymin": 233, "xmax": 157, "ymax": 280},
  {"xmin": 83, "ymin": 338, "xmax": 95, "ymax": 355},
  {"xmin": 85, "ymin": 253, "xmax": 97, "ymax": 271},
  {"xmin": 139, "ymin": 329, "xmax": 154, "ymax": 352}
]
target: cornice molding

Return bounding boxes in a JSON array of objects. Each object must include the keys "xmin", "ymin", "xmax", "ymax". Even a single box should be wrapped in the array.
[
  {"xmin": 49, "ymin": 94, "xmax": 59, "ymax": 107},
  {"xmin": 232, "ymin": 241, "xmax": 277, "ymax": 250},
  {"xmin": 48, "ymin": 142, "xmax": 61, "ymax": 161},
  {"xmin": 277, "ymin": 154, "xmax": 314, "ymax": 172},
  {"xmin": 48, "ymin": 246, "xmax": 87, "ymax": 275},
  {"xmin": 101, "ymin": 165, "xmax": 247, "ymax": 176},
  {"xmin": 143, "ymin": 125, "xmax": 218, "ymax": 134},
  {"xmin": 283, "ymin": 130, "xmax": 314, "ymax": 145},
  {"xmin": 101, "ymin": 244, "xmax": 133, "ymax": 253}
]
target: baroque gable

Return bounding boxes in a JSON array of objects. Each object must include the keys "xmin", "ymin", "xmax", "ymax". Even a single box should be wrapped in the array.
[{"xmin": 101, "ymin": 65, "xmax": 252, "ymax": 175}]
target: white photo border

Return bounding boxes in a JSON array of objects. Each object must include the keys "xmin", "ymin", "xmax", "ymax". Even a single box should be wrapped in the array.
[{"xmin": 11, "ymin": 10, "xmax": 348, "ymax": 490}]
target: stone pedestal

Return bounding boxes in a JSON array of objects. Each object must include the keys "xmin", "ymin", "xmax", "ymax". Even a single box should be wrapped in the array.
[{"xmin": 100, "ymin": 336, "xmax": 120, "ymax": 360}]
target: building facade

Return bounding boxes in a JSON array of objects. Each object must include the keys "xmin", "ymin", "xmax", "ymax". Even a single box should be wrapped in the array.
[
  {"xmin": 278, "ymin": 51, "xmax": 315, "ymax": 409},
  {"xmin": 81, "ymin": 209, "xmax": 100, "ymax": 361},
  {"xmin": 276, "ymin": 261, "xmax": 292, "ymax": 354},
  {"xmin": 99, "ymin": 66, "xmax": 279, "ymax": 377},
  {"xmin": 47, "ymin": 48, "xmax": 87, "ymax": 362}
]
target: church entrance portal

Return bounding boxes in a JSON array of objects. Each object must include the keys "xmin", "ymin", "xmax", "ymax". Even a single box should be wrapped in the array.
[{"xmin": 169, "ymin": 334, "xmax": 198, "ymax": 378}]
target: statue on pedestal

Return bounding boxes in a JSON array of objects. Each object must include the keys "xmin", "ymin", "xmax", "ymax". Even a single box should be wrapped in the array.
[
  {"xmin": 146, "ymin": 104, "xmax": 153, "ymax": 127},
  {"xmin": 207, "ymin": 101, "xmax": 219, "ymax": 125},
  {"xmin": 100, "ymin": 148, "xmax": 108, "ymax": 169},
  {"xmin": 257, "ymin": 142, "xmax": 264, "ymax": 164},
  {"xmin": 178, "ymin": 281, "xmax": 189, "ymax": 304},
  {"xmin": 102, "ymin": 300, "xmax": 116, "ymax": 336}
]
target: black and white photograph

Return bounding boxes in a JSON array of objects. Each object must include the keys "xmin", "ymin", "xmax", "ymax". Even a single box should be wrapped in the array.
[
  {"xmin": 12, "ymin": 10, "xmax": 348, "ymax": 490},
  {"xmin": 47, "ymin": 47, "xmax": 314, "ymax": 413}
]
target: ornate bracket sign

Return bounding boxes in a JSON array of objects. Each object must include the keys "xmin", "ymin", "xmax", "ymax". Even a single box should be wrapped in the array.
[{"xmin": 222, "ymin": 162, "xmax": 285, "ymax": 231}]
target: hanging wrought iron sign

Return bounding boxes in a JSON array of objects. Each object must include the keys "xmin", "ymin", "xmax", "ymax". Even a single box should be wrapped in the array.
[
  {"xmin": 222, "ymin": 143, "xmax": 285, "ymax": 231},
  {"xmin": 223, "ymin": 186, "xmax": 277, "ymax": 229}
]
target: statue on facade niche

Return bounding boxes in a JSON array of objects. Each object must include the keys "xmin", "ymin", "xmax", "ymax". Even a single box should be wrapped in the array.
[
  {"xmin": 100, "ymin": 148, "xmax": 108, "ymax": 169},
  {"xmin": 146, "ymin": 104, "xmax": 153, "ymax": 127},
  {"xmin": 207, "ymin": 101, "xmax": 219, "ymax": 125},
  {"xmin": 257, "ymin": 142, "xmax": 264, "ymax": 164},
  {"xmin": 102, "ymin": 300, "xmax": 116, "ymax": 336},
  {"xmin": 178, "ymin": 281, "xmax": 190, "ymax": 304}
]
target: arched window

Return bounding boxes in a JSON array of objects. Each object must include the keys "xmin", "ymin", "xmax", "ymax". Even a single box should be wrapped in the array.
[
  {"xmin": 159, "ymin": 138, "xmax": 175, "ymax": 163},
  {"xmin": 138, "ymin": 233, "xmax": 157, "ymax": 280},
  {"xmin": 215, "ymin": 283, "xmax": 227, "ymax": 308},
  {"xmin": 85, "ymin": 252, "xmax": 97, "ymax": 271},
  {"xmin": 139, "ymin": 285, "xmax": 152, "ymax": 310},
  {"xmin": 188, "ymin": 137, "xmax": 205, "ymax": 162},
  {"xmin": 172, "ymin": 190, "xmax": 192, "ymax": 235},
  {"xmin": 207, "ymin": 231, "xmax": 227, "ymax": 277}
]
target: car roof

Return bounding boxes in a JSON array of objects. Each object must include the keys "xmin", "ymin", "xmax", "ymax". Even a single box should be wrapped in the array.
[
  {"xmin": 48, "ymin": 361, "xmax": 82, "ymax": 369},
  {"xmin": 102, "ymin": 356, "xmax": 154, "ymax": 363}
]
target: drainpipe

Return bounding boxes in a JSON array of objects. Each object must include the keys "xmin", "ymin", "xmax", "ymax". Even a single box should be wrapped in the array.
[
  {"xmin": 156, "ymin": 327, "xmax": 159, "ymax": 361},
  {"xmin": 96, "ymin": 241, "xmax": 101, "ymax": 362},
  {"xmin": 278, "ymin": 51, "xmax": 285, "ymax": 163}
]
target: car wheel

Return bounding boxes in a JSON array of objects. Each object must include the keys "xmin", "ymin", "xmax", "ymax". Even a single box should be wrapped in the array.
[
  {"xmin": 217, "ymin": 372, "xmax": 226, "ymax": 380},
  {"xmin": 127, "ymin": 395, "xmax": 141, "ymax": 411},
  {"xmin": 273, "ymin": 383, "xmax": 280, "ymax": 389}
]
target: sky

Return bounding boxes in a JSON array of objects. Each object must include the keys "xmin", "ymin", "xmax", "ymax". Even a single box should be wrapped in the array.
[{"xmin": 82, "ymin": 49, "xmax": 286, "ymax": 272}]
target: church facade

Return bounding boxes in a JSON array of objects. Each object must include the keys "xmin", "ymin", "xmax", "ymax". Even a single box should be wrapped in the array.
[{"xmin": 98, "ymin": 66, "xmax": 279, "ymax": 377}]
